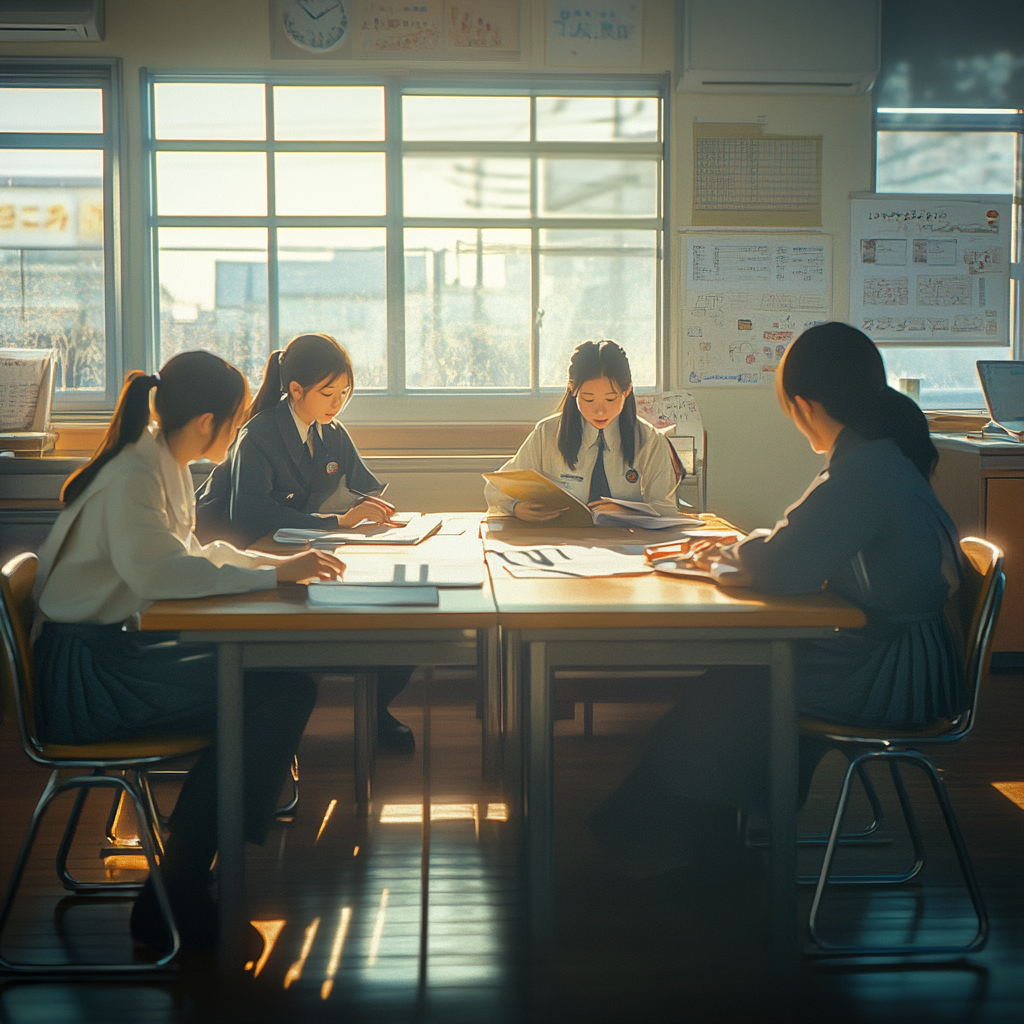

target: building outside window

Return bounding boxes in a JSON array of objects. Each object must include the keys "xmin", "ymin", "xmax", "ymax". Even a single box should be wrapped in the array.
[
  {"xmin": 146, "ymin": 78, "xmax": 665, "ymax": 399},
  {"xmin": 0, "ymin": 62, "xmax": 121, "ymax": 412}
]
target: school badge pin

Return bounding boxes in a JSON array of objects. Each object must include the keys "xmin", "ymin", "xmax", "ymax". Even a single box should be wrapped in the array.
[
  {"xmin": 326, "ymin": 462, "xmax": 339, "ymax": 474},
  {"xmin": 625, "ymin": 469, "xmax": 639, "ymax": 483}
]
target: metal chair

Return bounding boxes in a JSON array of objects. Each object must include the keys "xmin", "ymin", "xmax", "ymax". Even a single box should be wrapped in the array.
[
  {"xmin": 800, "ymin": 537, "xmax": 1005, "ymax": 956},
  {"xmin": 0, "ymin": 552, "xmax": 213, "ymax": 972}
]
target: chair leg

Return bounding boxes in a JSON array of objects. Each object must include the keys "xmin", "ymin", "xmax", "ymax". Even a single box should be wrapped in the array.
[
  {"xmin": 807, "ymin": 750, "xmax": 989, "ymax": 956},
  {"xmin": 583, "ymin": 701, "xmax": 594, "ymax": 737},
  {"xmin": 275, "ymin": 755, "xmax": 300, "ymax": 819},
  {"xmin": 799, "ymin": 759, "xmax": 888, "ymax": 847},
  {"xmin": 0, "ymin": 772, "xmax": 179, "ymax": 972}
]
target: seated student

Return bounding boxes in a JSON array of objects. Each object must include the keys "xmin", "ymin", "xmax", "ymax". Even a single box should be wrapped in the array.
[
  {"xmin": 196, "ymin": 333, "xmax": 415, "ymax": 751},
  {"xmin": 32, "ymin": 351, "xmax": 345, "ymax": 950},
  {"xmin": 484, "ymin": 340, "xmax": 681, "ymax": 520},
  {"xmin": 590, "ymin": 322, "xmax": 965, "ymax": 871}
]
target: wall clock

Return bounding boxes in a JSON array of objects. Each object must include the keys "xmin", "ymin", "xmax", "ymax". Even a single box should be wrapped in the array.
[{"xmin": 282, "ymin": 0, "xmax": 349, "ymax": 52}]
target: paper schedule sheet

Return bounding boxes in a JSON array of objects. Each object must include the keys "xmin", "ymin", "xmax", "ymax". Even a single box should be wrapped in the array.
[{"xmin": 681, "ymin": 231, "xmax": 832, "ymax": 387}]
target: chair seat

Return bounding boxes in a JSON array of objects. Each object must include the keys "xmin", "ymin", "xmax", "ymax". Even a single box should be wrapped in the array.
[
  {"xmin": 799, "ymin": 715, "xmax": 957, "ymax": 743},
  {"xmin": 37, "ymin": 734, "xmax": 213, "ymax": 763}
]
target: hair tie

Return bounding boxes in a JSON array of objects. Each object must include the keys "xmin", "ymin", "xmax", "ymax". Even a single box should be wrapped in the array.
[{"xmin": 150, "ymin": 372, "xmax": 160, "ymax": 386}]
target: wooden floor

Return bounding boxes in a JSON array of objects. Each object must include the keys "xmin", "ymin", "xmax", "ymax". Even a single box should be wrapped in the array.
[{"xmin": 1, "ymin": 670, "xmax": 1021, "ymax": 1024}]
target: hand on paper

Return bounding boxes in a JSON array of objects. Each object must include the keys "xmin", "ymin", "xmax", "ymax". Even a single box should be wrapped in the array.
[
  {"xmin": 274, "ymin": 548, "xmax": 346, "ymax": 584},
  {"xmin": 336, "ymin": 497, "xmax": 395, "ymax": 528},
  {"xmin": 514, "ymin": 501, "xmax": 569, "ymax": 522},
  {"xmin": 588, "ymin": 499, "xmax": 630, "ymax": 513}
]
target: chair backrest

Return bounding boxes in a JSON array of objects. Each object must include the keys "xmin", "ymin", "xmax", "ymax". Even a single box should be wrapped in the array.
[
  {"xmin": 0, "ymin": 552, "xmax": 41, "ymax": 755},
  {"xmin": 950, "ymin": 537, "xmax": 1005, "ymax": 737}
]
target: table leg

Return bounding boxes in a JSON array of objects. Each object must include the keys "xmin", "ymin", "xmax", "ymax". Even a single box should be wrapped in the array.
[
  {"xmin": 502, "ymin": 630, "xmax": 522, "ymax": 813},
  {"xmin": 354, "ymin": 673, "xmax": 372, "ymax": 817},
  {"xmin": 217, "ymin": 642, "xmax": 245, "ymax": 974},
  {"xmin": 769, "ymin": 640, "xmax": 798, "ymax": 997},
  {"xmin": 526, "ymin": 641, "xmax": 552, "ymax": 950},
  {"xmin": 480, "ymin": 627, "xmax": 502, "ymax": 783}
]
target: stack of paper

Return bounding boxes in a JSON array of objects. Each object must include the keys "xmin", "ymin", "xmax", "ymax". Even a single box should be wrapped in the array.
[
  {"xmin": 274, "ymin": 515, "xmax": 443, "ymax": 547},
  {"xmin": 307, "ymin": 584, "xmax": 439, "ymax": 607},
  {"xmin": 485, "ymin": 543, "xmax": 652, "ymax": 579}
]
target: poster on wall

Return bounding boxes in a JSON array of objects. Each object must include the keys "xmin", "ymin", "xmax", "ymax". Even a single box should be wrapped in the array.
[
  {"xmin": 545, "ymin": 0, "xmax": 642, "ymax": 68},
  {"xmin": 680, "ymin": 231, "xmax": 832, "ymax": 387},
  {"xmin": 849, "ymin": 193, "xmax": 1011, "ymax": 345},
  {"xmin": 270, "ymin": 0, "xmax": 520, "ymax": 60}
]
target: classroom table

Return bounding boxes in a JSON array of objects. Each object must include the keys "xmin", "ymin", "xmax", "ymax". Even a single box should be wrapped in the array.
[
  {"xmin": 138, "ymin": 526, "xmax": 499, "ymax": 971},
  {"xmin": 483, "ymin": 519, "xmax": 867, "ymax": 988}
]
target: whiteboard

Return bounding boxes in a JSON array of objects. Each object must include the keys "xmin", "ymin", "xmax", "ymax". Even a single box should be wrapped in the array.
[
  {"xmin": 849, "ymin": 193, "xmax": 1012, "ymax": 346},
  {"xmin": 679, "ymin": 230, "xmax": 832, "ymax": 387}
]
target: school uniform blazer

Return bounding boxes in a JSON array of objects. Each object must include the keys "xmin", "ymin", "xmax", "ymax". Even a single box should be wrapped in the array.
[
  {"xmin": 33, "ymin": 428, "xmax": 277, "ymax": 630},
  {"xmin": 484, "ymin": 412, "xmax": 680, "ymax": 517},
  {"xmin": 719, "ymin": 428, "xmax": 964, "ymax": 730},
  {"xmin": 195, "ymin": 395, "xmax": 382, "ymax": 548}
]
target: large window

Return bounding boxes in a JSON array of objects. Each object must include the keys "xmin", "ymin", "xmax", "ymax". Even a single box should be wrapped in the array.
[
  {"xmin": 874, "ymin": 109, "xmax": 1022, "ymax": 410},
  {"xmin": 0, "ymin": 63, "xmax": 121, "ymax": 411},
  {"xmin": 147, "ymin": 78, "xmax": 665, "ymax": 396}
]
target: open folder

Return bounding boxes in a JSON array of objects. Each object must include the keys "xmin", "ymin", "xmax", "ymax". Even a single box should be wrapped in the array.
[{"xmin": 483, "ymin": 469, "xmax": 702, "ymax": 529}]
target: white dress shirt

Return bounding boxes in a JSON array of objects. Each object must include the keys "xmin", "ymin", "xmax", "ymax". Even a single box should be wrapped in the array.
[
  {"xmin": 484, "ymin": 412, "xmax": 680, "ymax": 516},
  {"xmin": 288, "ymin": 400, "xmax": 322, "ymax": 452},
  {"xmin": 34, "ymin": 427, "xmax": 277, "ymax": 629}
]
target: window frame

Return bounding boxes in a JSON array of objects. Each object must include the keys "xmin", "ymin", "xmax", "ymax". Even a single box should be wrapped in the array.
[
  {"xmin": 873, "ymin": 107, "xmax": 1024, "ymax": 364},
  {"xmin": 143, "ymin": 71, "xmax": 669, "ymax": 401},
  {"xmin": 0, "ymin": 58, "xmax": 124, "ymax": 415}
]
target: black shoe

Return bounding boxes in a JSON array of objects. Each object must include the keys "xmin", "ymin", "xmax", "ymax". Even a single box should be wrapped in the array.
[
  {"xmin": 377, "ymin": 710, "xmax": 415, "ymax": 752},
  {"xmin": 130, "ymin": 876, "xmax": 217, "ymax": 953}
]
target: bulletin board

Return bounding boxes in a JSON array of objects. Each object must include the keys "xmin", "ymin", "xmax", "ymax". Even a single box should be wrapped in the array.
[{"xmin": 849, "ymin": 193, "xmax": 1012, "ymax": 345}]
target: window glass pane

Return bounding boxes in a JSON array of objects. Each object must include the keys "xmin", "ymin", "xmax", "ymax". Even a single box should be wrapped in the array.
[
  {"xmin": 536, "ymin": 97, "xmax": 658, "ymax": 142},
  {"xmin": 0, "ymin": 87, "xmax": 103, "ymax": 133},
  {"xmin": 273, "ymin": 86, "xmax": 384, "ymax": 141},
  {"xmin": 881, "ymin": 345, "xmax": 1012, "ymax": 410},
  {"xmin": 157, "ymin": 228, "xmax": 269, "ymax": 388},
  {"xmin": 155, "ymin": 152, "xmax": 267, "ymax": 216},
  {"xmin": 405, "ymin": 228, "xmax": 531, "ymax": 388},
  {"xmin": 0, "ymin": 149, "xmax": 105, "ymax": 391},
  {"xmin": 538, "ymin": 230, "xmax": 657, "ymax": 388},
  {"xmin": 274, "ymin": 153, "xmax": 386, "ymax": 216},
  {"xmin": 403, "ymin": 157, "xmax": 530, "ymax": 218},
  {"xmin": 876, "ymin": 132, "xmax": 1017, "ymax": 194},
  {"xmin": 153, "ymin": 83, "xmax": 266, "ymax": 140},
  {"xmin": 539, "ymin": 159, "xmax": 659, "ymax": 217},
  {"xmin": 402, "ymin": 96, "xmax": 530, "ymax": 141},
  {"xmin": 277, "ymin": 228, "xmax": 387, "ymax": 389}
]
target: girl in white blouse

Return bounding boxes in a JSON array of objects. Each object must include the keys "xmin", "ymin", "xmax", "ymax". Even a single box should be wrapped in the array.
[
  {"xmin": 33, "ymin": 351, "xmax": 343, "ymax": 953},
  {"xmin": 484, "ymin": 341, "xmax": 681, "ymax": 520}
]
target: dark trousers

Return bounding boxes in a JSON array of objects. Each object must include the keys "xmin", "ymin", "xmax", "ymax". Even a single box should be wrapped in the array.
[{"xmin": 376, "ymin": 666, "xmax": 414, "ymax": 714}]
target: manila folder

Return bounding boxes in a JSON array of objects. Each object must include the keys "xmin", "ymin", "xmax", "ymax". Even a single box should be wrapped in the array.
[{"xmin": 482, "ymin": 469, "xmax": 594, "ymax": 528}]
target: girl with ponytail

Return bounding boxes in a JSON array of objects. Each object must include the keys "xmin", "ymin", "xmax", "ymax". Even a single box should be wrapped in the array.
[
  {"xmin": 484, "ymin": 340, "xmax": 682, "ymax": 520},
  {"xmin": 33, "ymin": 351, "xmax": 344, "ymax": 953},
  {"xmin": 196, "ymin": 333, "xmax": 416, "ymax": 752},
  {"xmin": 196, "ymin": 333, "xmax": 393, "ymax": 548},
  {"xmin": 589, "ymin": 324, "xmax": 965, "ymax": 875}
]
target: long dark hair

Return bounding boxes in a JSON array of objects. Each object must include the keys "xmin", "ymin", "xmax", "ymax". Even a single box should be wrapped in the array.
[
  {"xmin": 779, "ymin": 322, "xmax": 938, "ymax": 479},
  {"xmin": 247, "ymin": 333, "xmax": 354, "ymax": 422},
  {"xmin": 61, "ymin": 351, "xmax": 248, "ymax": 505},
  {"xmin": 556, "ymin": 340, "xmax": 637, "ymax": 470}
]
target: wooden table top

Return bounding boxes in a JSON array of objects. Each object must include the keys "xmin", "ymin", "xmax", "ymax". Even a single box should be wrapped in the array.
[
  {"xmin": 139, "ymin": 514, "xmax": 865, "ymax": 634},
  {"xmin": 483, "ymin": 519, "xmax": 867, "ymax": 631}
]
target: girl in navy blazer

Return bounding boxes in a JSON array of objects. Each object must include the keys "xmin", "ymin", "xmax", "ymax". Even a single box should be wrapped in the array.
[{"xmin": 196, "ymin": 333, "xmax": 415, "ymax": 750}]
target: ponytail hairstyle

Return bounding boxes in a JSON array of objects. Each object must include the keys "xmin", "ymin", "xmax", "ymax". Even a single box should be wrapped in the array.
[
  {"xmin": 556, "ymin": 340, "xmax": 637, "ymax": 470},
  {"xmin": 778, "ymin": 322, "xmax": 938, "ymax": 479},
  {"xmin": 61, "ymin": 351, "xmax": 248, "ymax": 505},
  {"xmin": 246, "ymin": 333, "xmax": 354, "ymax": 422}
]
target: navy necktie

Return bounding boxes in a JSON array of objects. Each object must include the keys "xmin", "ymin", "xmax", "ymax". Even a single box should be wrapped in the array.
[{"xmin": 588, "ymin": 429, "xmax": 610, "ymax": 504}]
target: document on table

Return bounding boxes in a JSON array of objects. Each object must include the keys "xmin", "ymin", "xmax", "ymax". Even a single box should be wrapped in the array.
[
  {"xmin": 307, "ymin": 584, "xmax": 439, "ymax": 607},
  {"xmin": 485, "ymin": 543, "xmax": 652, "ymax": 579},
  {"xmin": 274, "ymin": 515, "xmax": 443, "ymax": 547},
  {"xmin": 332, "ymin": 557, "xmax": 486, "ymax": 588}
]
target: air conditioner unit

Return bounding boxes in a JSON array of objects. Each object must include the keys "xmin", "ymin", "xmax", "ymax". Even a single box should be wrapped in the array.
[
  {"xmin": 0, "ymin": 0, "xmax": 104, "ymax": 41},
  {"xmin": 677, "ymin": 0, "xmax": 879, "ymax": 95}
]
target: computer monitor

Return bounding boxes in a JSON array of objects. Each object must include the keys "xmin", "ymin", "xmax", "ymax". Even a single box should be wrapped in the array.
[{"xmin": 976, "ymin": 360, "xmax": 1024, "ymax": 440}]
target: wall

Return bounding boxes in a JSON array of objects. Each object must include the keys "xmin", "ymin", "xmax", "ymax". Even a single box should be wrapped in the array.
[{"xmin": 1, "ymin": 0, "xmax": 875, "ymax": 529}]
